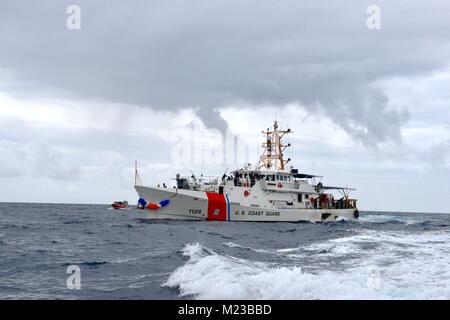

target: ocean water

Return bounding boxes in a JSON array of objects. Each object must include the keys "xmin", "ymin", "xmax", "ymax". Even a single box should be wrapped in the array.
[{"xmin": 1, "ymin": 203, "xmax": 450, "ymax": 300}]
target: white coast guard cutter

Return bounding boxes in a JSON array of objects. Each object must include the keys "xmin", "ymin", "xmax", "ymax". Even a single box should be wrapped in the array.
[{"xmin": 135, "ymin": 121, "xmax": 359, "ymax": 222}]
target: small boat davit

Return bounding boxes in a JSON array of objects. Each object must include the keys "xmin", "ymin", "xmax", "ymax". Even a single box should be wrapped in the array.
[{"xmin": 134, "ymin": 121, "xmax": 359, "ymax": 222}]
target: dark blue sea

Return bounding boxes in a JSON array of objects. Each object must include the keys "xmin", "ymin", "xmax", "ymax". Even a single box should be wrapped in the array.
[{"xmin": 1, "ymin": 203, "xmax": 449, "ymax": 299}]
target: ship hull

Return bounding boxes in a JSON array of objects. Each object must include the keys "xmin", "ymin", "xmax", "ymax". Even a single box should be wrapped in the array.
[{"xmin": 135, "ymin": 185, "xmax": 358, "ymax": 223}]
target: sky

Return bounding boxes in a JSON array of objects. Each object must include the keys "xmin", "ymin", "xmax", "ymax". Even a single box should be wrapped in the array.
[{"xmin": 0, "ymin": 0, "xmax": 449, "ymax": 212}]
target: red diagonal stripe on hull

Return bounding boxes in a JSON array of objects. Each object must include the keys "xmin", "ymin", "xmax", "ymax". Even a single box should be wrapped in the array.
[{"xmin": 206, "ymin": 192, "xmax": 227, "ymax": 221}]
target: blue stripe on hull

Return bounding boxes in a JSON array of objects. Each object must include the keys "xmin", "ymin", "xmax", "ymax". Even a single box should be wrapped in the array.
[{"xmin": 225, "ymin": 194, "xmax": 230, "ymax": 221}]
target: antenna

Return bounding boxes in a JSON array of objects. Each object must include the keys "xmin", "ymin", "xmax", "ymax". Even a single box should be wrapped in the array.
[
  {"xmin": 287, "ymin": 120, "xmax": 291, "ymax": 167},
  {"xmin": 134, "ymin": 160, "xmax": 142, "ymax": 186},
  {"xmin": 221, "ymin": 168, "xmax": 228, "ymax": 181},
  {"xmin": 256, "ymin": 120, "xmax": 292, "ymax": 171}
]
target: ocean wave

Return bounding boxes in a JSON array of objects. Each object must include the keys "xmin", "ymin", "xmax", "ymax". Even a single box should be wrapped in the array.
[
  {"xmin": 205, "ymin": 232, "xmax": 235, "ymax": 240},
  {"xmin": 222, "ymin": 242, "xmax": 275, "ymax": 254},
  {"xmin": 358, "ymin": 214, "xmax": 422, "ymax": 225},
  {"xmin": 299, "ymin": 229, "xmax": 450, "ymax": 259},
  {"xmin": 164, "ymin": 230, "xmax": 450, "ymax": 299},
  {"xmin": 223, "ymin": 241, "xmax": 302, "ymax": 255},
  {"xmin": 61, "ymin": 261, "xmax": 108, "ymax": 268}
]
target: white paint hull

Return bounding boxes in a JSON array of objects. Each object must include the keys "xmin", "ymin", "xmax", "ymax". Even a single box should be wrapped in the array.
[{"xmin": 135, "ymin": 185, "xmax": 358, "ymax": 223}]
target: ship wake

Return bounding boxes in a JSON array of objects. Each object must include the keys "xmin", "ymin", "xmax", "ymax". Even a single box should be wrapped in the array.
[{"xmin": 163, "ymin": 230, "xmax": 450, "ymax": 300}]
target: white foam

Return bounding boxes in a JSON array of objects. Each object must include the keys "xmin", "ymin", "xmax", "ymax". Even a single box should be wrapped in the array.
[
  {"xmin": 223, "ymin": 241, "xmax": 289, "ymax": 255},
  {"xmin": 358, "ymin": 214, "xmax": 421, "ymax": 224},
  {"xmin": 164, "ymin": 230, "xmax": 450, "ymax": 300}
]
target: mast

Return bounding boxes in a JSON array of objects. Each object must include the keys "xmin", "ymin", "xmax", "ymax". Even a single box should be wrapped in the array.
[
  {"xmin": 135, "ymin": 160, "xmax": 142, "ymax": 186},
  {"xmin": 256, "ymin": 121, "xmax": 292, "ymax": 171}
]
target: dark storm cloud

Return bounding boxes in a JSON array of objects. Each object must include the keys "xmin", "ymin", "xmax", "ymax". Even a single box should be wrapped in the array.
[
  {"xmin": 1, "ymin": 0, "xmax": 449, "ymax": 144},
  {"xmin": 196, "ymin": 108, "xmax": 228, "ymax": 133}
]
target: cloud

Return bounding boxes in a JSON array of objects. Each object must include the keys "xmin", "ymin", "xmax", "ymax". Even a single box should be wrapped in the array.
[
  {"xmin": 0, "ymin": 139, "xmax": 81, "ymax": 180},
  {"xmin": 426, "ymin": 139, "xmax": 450, "ymax": 167},
  {"xmin": 196, "ymin": 108, "xmax": 228, "ymax": 133},
  {"xmin": 2, "ymin": 1, "xmax": 450, "ymax": 145}
]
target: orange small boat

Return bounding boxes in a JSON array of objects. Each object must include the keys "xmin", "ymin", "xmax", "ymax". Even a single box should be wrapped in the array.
[{"xmin": 111, "ymin": 201, "xmax": 129, "ymax": 210}]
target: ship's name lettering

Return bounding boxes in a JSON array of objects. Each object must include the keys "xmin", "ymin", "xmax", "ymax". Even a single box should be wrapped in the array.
[
  {"xmin": 246, "ymin": 211, "xmax": 281, "ymax": 216},
  {"xmin": 233, "ymin": 210, "xmax": 280, "ymax": 216},
  {"xmin": 248, "ymin": 210, "xmax": 264, "ymax": 216}
]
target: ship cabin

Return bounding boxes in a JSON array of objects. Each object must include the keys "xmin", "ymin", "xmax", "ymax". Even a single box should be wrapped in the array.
[
  {"xmin": 222, "ymin": 167, "xmax": 356, "ymax": 210},
  {"xmin": 226, "ymin": 167, "xmax": 312, "ymax": 189}
]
